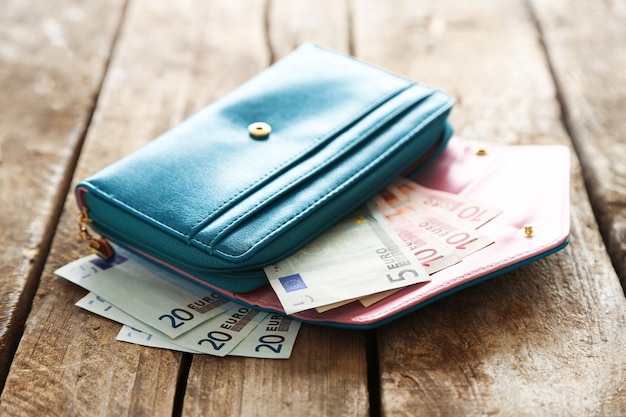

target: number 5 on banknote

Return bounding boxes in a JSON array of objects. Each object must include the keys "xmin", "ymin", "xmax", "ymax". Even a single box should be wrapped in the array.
[{"xmin": 264, "ymin": 203, "xmax": 430, "ymax": 314}]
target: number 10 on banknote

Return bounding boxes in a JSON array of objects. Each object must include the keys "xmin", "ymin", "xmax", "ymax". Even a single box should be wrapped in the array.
[{"xmin": 264, "ymin": 203, "xmax": 430, "ymax": 314}]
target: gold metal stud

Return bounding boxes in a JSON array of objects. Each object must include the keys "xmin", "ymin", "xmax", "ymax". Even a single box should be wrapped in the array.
[
  {"xmin": 520, "ymin": 224, "xmax": 538, "ymax": 238},
  {"xmin": 248, "ymin": 122, "xmax": 272, "ymax": 139},
  {"xmin": 475, "ymin": 147, "xmax": 489, "ymax": 156}
]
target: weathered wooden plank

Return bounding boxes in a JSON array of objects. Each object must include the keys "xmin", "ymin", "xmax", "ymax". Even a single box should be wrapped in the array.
[
  {"xmin": 0, "ymin": 0, "xmax": 126, "ymax": 389},
  {"xmin": 7, "ymin": 0, "xmax": 622, "ymax": 415},
  {"xmin": 530, "ymin": 0, "xmax": 626, "ymax": 285},
  {"xmin": 182, "ymin": 2, "xmax": 370, "ymax": 416},
  {"xmin": 184, "ymin": 326, "xmax": 369, "ymax": 417},
  {"xmin": 353, "ymin": 0, "xmax": 626, "ymax": 415},
  {"xmin": 0, "ymin": 0, "xmax": 221, "ymax": 415},
  {"xmin": 1, "ymin": 0, "xmax": 368, "ymax": 416}
]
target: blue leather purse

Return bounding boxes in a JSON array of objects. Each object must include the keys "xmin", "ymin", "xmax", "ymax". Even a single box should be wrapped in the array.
[{"xmin": 76, "ymin": 44, "xmax": 454, "ymax": 293}]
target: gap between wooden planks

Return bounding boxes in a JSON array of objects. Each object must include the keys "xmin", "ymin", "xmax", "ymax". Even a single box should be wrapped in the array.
[
  {"xmin": 0, "ymin": 1, "xmax": 370, "ymax": 416},
  {"xmin": 0, "ymin": 0, "xmax": 127, "ymax": 391},
  {"xmin": 352, "ymin": 0, "xmax": 626, "ymax": 415},
  {"xmin": 1, "ymin": 0, "xmax": 624, "ymax": 416}
]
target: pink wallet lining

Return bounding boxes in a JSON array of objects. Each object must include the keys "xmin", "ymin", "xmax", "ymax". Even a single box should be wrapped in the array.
[{"xmin": 202, "ymin": 136, "xmax": 571, "ymax": 328}]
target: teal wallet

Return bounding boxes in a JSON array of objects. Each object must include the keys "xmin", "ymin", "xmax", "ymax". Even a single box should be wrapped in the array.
[{"xmin": 75, "ymin": 43, "xmax": 454, "ymax": 293}]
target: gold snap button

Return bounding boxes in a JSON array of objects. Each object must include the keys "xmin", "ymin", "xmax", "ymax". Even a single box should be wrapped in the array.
[{"xmin": 248, "ymin": 122, "xmax": 271, "ymax": 139}]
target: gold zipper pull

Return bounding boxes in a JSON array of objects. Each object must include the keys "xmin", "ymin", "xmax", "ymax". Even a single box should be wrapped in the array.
[{"xmin": 78, "ymin": 207, "xmax": 115, "ymax": 259}]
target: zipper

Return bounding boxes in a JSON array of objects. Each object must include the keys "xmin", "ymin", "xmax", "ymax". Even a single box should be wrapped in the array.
[{"xmin": 78, "ymin": 207, "xmax": 115, "ymax": 259}]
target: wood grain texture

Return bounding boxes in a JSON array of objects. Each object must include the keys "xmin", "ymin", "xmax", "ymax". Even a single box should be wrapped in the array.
[
  {"xmin": 1, "ymin": 0, "xmax": 368, "ymax": 416},
  {"xmin": 0, "ymin": 0, "xmax": 223, "ymax": 415},
  {"xmin": 1, "ymin": 0, "xmax": 624, "ymax": 415},
  {"xmin": 531, "ymin": 0, "xmax": 626, "ymax": 284},
  {"xmin": 183, "ymin": 325, "xmax": 369, "ymax": 417},
  {"xmin": 182, "ymin": 2, "xmax": 370, "ymax": 416},
  {"xmin": 0, "ymin": 0, "xmax": 126, "ymax": 387},
  {"xmin": 352, "ymin": 0, "xmax": 626, "ymax": 415}
]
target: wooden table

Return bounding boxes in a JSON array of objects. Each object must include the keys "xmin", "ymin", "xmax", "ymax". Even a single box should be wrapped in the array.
[{"xmin": 1, "ymin": 0, "xmax": 625, "ymax": 415}]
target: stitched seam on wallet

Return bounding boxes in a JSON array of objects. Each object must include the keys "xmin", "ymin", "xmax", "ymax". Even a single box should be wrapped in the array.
[
  {"xmin": 206, "ymin": 98, "xmax": 453, "ymax": 260},
  {"xmin": 189, "ymin": 84, "xmax": 412, "ymax": 234},
  {"xmin": 88, "ymin": 188, "xmax": 194, "ymax": 242},
  {"xmin": 203, "ymin": 85, "xmax": 431, "ymax": 249}
]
